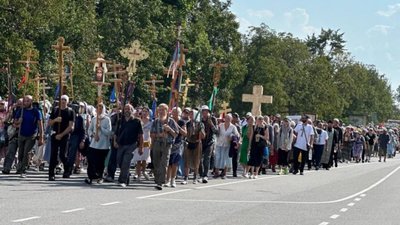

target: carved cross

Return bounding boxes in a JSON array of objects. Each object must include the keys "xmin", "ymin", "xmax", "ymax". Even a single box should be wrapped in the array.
[
  {"xmin": 242, "ymin": 85, "xmax": 273, "ymax": 116},
  {"xmin": 52, "ymin": 37, "xmax": 70, "ymax": 99},
  {"xmin": 144, "ymin": 75, "xmax": 163, "ymax": 100},
  {"xmin": 120, "ymin": 40, "xmax": 148, "ymax": 78},
  {"xmin": 210, "ymin": 61, "xmax": 228, "ymax": 87},
  {"xmin": 106, "ymin": 61, "xmax": 126, "ymax": 104},
  {"xmin": 181, "ymin": 77, "xmax": 194, "ymax": 107},
  {"xmin": 18, "ymin": 50, "xmax": 38, "ymax": 90},
  {"xmin": 219, "ymin": 101, "xmax": 232, "ymax": 115},
  {"xmin": 32, "ymin": 74, "xmax": 46, "ymax": 102}
]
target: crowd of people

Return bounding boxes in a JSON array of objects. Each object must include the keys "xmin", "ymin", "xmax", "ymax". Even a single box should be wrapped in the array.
[{"xmin": 0, "ymin": 94, "xmax": 398, "ymax": 190}]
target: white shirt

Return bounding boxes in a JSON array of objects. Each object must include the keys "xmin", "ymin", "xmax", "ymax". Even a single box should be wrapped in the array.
[
  {"xmin": 294, "ymin": 123, "xmax": 315, "ymax": 151},
  {"xmin": 315, "ymin": 129, "xmax": 328, "ymax": 145},
  {"xmin": 216, "ymin": 123, "xmax": 239, "ymax": 147}
]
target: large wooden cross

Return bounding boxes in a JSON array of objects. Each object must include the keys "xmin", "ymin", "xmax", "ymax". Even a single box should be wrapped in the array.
[
  {"xmin": 145, "ymin": 74, "xmax": 163, "ymax": 100},
  {"xmin": 210, "ymin": 61, "xmax": 228, "ymax": 87},
  {"xmin": 242, "ymin": 85, "xmax": 273, "ymax": 116},
  {"xmin": 52, "ymin": 37, "xmax": 70, "ymax": 132},
  {"xmin": 120, "ymin": 40, "xmax": 148, "ymax": 79}
]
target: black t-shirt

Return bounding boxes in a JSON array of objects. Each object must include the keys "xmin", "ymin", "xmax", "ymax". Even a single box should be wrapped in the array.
[
  {"xmin": 117, "ymin": 117, "xmax": 143, "ymax": 146},
  {"xmin": 365, "ymin": 133, "xmax": 376, "ymax": 145},
  {"xmin": 50, "ymin": 107, "xmax": 75, "ymax": 134}
]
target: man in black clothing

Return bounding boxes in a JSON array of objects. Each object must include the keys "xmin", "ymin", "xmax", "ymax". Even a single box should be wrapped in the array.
[
  {"xmin": 115, "ymin": 104, "xmax": 143, "ymax": 187},
  {"xmin": 199, "ymin": 105, "xmax": 218, "ymax": 183},
  {"xmin": 48, "ymin": 95, "xmax": 75, "ymax": 181}
]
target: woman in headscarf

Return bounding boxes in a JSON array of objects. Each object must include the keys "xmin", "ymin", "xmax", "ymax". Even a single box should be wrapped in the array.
[
  {"xmin": 277, "ymin": 118, "xmax": 294, "ymax": 175},
  {"xmin": 85, "ymin": 103, "xmax": 112, "ymax": 184}
]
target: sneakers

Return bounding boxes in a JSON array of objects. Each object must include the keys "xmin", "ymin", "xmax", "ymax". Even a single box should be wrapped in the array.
[
  {"xmin": 49, "ymin": 176, "xmax": 56, "ymax": 181},
  {"xmin": 283, "ymin": 168, "xmax": 289, "ymax": 175},
  {"xmin": 253, "ymin": 175, "xmax": 258, "ymax": 179},
  {"xmin": 143, "ymin": 172, "xmax": 150, "ymax": 181},
  {"xmin": 202, "ymin": 176, "xmax": 208, "ymax": 183},
  {"xmin": 20, "ymin": 173, "xmax": 27, "ymax": 178},
  {"xmin": 119, "ymin": 183, "xmax": 127, "ymax": 188},
  {"xmin": 193, "ymin": 179, "xmax": 198, "ymax": 184},
  {"xmin": 155, "ymin": 184, "xmax": 163, "ymax": 190},
  {"xmin": 171, "ymin": 180, "xmax": 176, "ymax": 188},
  {"xmin": 221, "ymin": 175, "xmax": 226, "ymax": 179},
  {"xmin": 300, "ymin": 172, "xmax": 304, "ymax": 175},
  {"xmin": 181, "ymin": 177, "xmax": 188, "ymax": 185},
  {"xmin": 249, "ymin": 175, "xmax": 254, "ymax": 179},
  {"xmin": 163, "ymin": 182, "xmax": 171, "ymax": 187},
  {"xmin": 97, "ymin": 179, "xmax": 104, "ymax": 184},
  {"xmin": 242, "ymin": 173, "xmax": 249, "ymax": 178},
  {"xmin": 278, "ymin": 169, "xmax": 284, "ymax": 175},
  {"xmin": 1, "ymin": 170, "xmax": 10, "ymax": 174}
]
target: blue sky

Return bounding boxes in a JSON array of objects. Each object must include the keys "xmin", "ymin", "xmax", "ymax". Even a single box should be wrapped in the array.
[{"xmin": 229, "ymin": 0, "xmax": 400, "ymax": 91}]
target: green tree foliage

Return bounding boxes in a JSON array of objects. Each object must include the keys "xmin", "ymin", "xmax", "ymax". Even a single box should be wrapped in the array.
[{"xmin": 0, "ymin": 0, "xmax": 395, "ymax": 122}]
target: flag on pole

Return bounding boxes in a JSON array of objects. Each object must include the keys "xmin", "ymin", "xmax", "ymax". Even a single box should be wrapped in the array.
[{"xmin": 110, "ymin": 87, "xmax": 116, "ymax": 103}]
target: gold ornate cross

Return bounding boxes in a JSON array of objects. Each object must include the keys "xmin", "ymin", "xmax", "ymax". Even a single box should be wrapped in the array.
[
  {"xmin": 120, "ymin": 40, "xmax": 148, "ymax": 79},
  {"xmin": 219, "ymin": 101, "xmax": 232, "ymax": 115}
]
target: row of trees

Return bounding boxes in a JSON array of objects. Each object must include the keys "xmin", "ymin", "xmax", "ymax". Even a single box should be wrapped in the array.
[{"xmin": 0, "ymin": 0, "xmax": 397, "ymax": 122}]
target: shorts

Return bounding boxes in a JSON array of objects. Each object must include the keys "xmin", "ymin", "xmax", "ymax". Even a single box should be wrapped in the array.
[{"xmin": 169, "ymin": 152, "xmax": 181, "ymax": 166}]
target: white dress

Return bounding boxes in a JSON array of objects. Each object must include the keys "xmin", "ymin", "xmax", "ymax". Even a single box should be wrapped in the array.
[{"xmin": 133, "ymin": 120, "xmax": 152, "ymax": 163}]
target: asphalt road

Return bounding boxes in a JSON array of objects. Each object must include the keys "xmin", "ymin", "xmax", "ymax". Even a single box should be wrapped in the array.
[{"xmin": 1, "ymin": 157, "xmax": 400, "ymax": 225}]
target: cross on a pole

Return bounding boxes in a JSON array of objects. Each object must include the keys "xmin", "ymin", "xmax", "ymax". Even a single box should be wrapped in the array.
[
  {"xmin": 120, "ymin": 40, "xmax": 148, "ymax": 79},
  {"xmin": 18, "ymin": 50, "xmax": 39, "ymax": 91},
  {"xmin": 210, "ymin": 61, "xmax": 228, "ymax": 87},
  {"xmin": 52, "ymin": 37, "xmax": 70, "ymax": 99},
  {"xmin": 242, "ymin": 85, "xmax": 273, "ymax": 116},
  {"xmin": 106, "ymin": 61, "xmax": 126, "ymax": 105},
  {"xmin": 181, "ymin": 77, "xmax": 194, "ymax": 107},
  {"xmin": 219, "ymin": 101, "xmax": 232, "ymax": 115},
  {"xmin": 32, "ymin": 74, "xmax": 46, "ymax": 102},
  {"xmin": 145, "ymin": 75, "xmax": 163, "ymax": 100}
]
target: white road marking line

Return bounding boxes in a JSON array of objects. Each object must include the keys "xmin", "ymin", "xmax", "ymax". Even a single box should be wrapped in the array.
[
  {"xmin": 138, "ymin": 164, "xmax": 400, "ymax": 204},
  {"xmin": 61, "ymin": 208, "xmax": 85, "ymax": 213},
  {"xmin": 348, "ymin": 202, "xmax": 355, "ymax": 206},
  {"xmin": 100, "ymin": 201, "xmax": 121, "ymax": 206},
  {"xmin": 330, "ymin": 214, "xmax": 340, "ymax": 219},
  {"xmin": 340, "ymin": 208, "xmax": 348, "ymax": 212},
  {"xmin": 319, "ymin": 222, "xmax": 329, "ymax": 225},
  {"xmin": 354, "ymin": 198, "xmax": 361, "ymax": 201},
  {"xmin": 360, "ymin": 194, "xmax": 366, "ymax": 197},
  {"xmin": 137, "ymin": 189, "xmax": 191, "ymax": 199},
  {"xmin": 12, "ymin": 216, "xmax": 41, "ymax": 223}
]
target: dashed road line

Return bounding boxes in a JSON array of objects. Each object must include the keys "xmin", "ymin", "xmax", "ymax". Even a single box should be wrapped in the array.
[
  {"xmin": 319, "ymin": 222, "xmax": 329, "ymax": 225},
  {"xmin": 12, "ymin": 216, "xmax": 41, "ymax": 223},
  {"xmin": 340, "ymin": 208, "xmax": 348, "ymax": 212},
  {"xmin": 348, "ymin": 202, "xmax": 355, "ymax": 206},
  {"xmin": 354, "ymin": 198, "xmax": 361, "ymax": 201},
  {"xmin": 61, "ymin": 208, "xmax": 85, "ymax": 213},
  {"xmin": 100, "ymin": 201, "xmax": 121, "ymax": 206},
  {"xmin": 360, "ymin": 194, "xmax": 366, "ymax": 197},
  {"xmin": 330, "ymin": 214, "xmax": 340, "ymax": 219}
]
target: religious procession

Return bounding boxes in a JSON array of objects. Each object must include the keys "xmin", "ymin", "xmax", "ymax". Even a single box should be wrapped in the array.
[{"xmin": 0, "ymin": 34, "xmax": 398, "ymax": 191}]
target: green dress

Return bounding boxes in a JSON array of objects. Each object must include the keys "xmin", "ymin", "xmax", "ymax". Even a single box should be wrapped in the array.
[{"xmin": 239, "ymin": 125, "xmax": 250, "ymax": 164}]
